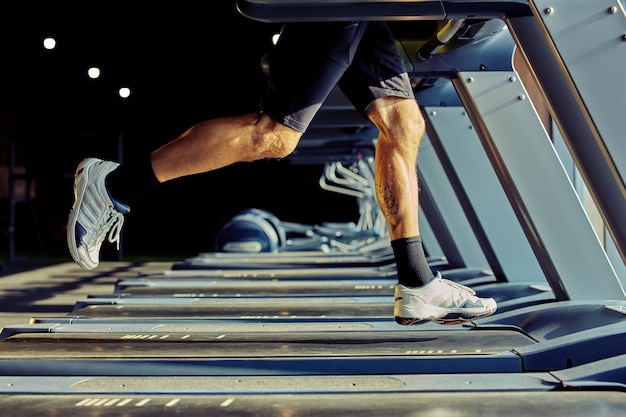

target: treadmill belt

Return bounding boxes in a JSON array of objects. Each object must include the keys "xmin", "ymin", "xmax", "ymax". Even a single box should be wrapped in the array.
[
  {"xmin": 174, "ymin": 254, "xmax": 398, "ymax": 269},
  {"xmin": 0, "ymin": 329, "xmax": 533, "ymax": 358},
  {"xmin": 0, "ymin": 328, "xmax": 532, "ymax": 375},
  {"xmin": 0, "ymin": 391, "xmax": 624, "ymax": 417},
  {"xmin": 72, "ymin": 296, "xmax": 396, "ymax": 318},
  {"xmin": 115, "ymin": 278, "xmax": 397, "ymax": 296}
]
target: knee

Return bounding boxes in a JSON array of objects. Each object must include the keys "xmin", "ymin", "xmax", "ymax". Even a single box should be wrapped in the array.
[
  {"xmin": 368, "ymin": 97, "xmax": 424, "ymax": 132},
  {"xmin": 251, "ymin": 120, "xmax": 301, "ymax": 159},
  {"xmin": 260, "ymin": 130, "xmax": 300, "ymax": 158},
  {"xmin": 399, "ymin": 109, "xmax": 426, "ymax": 142},
  {"xmin": 368, "ymin": 97, "xmax": 425, "ymax": 146}
]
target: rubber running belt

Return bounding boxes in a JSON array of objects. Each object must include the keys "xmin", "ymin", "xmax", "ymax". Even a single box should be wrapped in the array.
[
  {"xmin": 174, "ymin": 253, "xmax": 449, "ymax": 270},
  {"xmin": 0, "ymin": 391, "xmax": 624, "ymax": 416},
  {"xmin": 175, "ymin": 253, "xmax": 400, "ymax": 269},
  {"xmin": 0, "ymin": 328, "xmax": 533, "ymax": 376},
  {"xmin": 70, "ymin": 295, "xmax": 402, "ymax": 318},
  {"xmin": 114, "ymin": 277, "xmax": 398, "ymax": 296},
  {"xmin": 131, "ymin": 267, "xmax": 495, "ymax": 286}
]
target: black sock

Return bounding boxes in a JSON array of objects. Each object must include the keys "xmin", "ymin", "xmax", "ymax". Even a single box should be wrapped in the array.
[
  {"xmin": 391, "ymin": 236, "xmax": 435, "ymax": 287},
  {"xmin": 106, "ymin": 156, "xmax": 160, "ymax": 204}
]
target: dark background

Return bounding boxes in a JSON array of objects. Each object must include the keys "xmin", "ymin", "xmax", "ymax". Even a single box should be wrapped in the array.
[{"xmin": 0, "ymin": 2, "xmax": 360, "ymax": 262}]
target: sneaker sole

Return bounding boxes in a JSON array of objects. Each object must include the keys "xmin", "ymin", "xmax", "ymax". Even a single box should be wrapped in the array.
[
  {"xmin": 395, "ymin": 307, "xmax": 497, "ymax": 326},
  {"xmin": 394, "ymin": 301, "xmax": 497, "ymax": 326},
  {"xmin": 67, "ymin": 159, "xmax": 93, "ymax": 269}
]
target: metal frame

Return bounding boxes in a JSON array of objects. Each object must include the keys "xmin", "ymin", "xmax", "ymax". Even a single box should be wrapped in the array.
[{"xmin": 508, "ymin": 0, "xmax": 626, "ymax": 264}]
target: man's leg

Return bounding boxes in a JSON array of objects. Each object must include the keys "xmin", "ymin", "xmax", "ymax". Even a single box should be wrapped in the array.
[
  {"xmin": 367, "ymin": 96, "xmax": 497, "ymax": 325},
  {"xmin": 367, "ymin": 97, "xmax": 423, "ymax": 240},
  {"xmin": 68, "ymin": 112, "xmax": 302, "ymax": 270},
  {"xmin": 336, "ymin": 21, "xmax": 435, "ymax": 288},
  {"xmin": 68, "ymin": 21, "xmax": 367, "ymax": 270},
  {"xmin": 367, "ymin": 96, "xmax": 434, "ymax": 287}
]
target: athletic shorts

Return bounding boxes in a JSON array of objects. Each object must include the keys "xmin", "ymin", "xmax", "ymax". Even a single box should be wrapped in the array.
[{"xmin": 261, "ymin": 21, "xmax": 414, "ymax": 133}]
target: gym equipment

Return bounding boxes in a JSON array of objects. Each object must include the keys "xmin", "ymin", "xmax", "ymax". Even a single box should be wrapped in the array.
[
  {"xmin": 213, "ymin": 209, "xmax": 284, "ymax": 253},
  {"xmin": 235, "ymin": 208, "xmax": 287, "ymax": 246},
  {"xmin": 213, "ymin": 146, "xmax": 388, "ymax": 255}
]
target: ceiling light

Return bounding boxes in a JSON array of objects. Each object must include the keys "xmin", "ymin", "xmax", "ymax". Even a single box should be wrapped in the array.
[
  {"xmin": 118, "ymin": 87, "xmax": 131, "ymax": 99},
  {"xmin": 43, "ymin": 37, "xmax": 56, "ymax": 50},
  {"xmin": 87, "ymin": 67, "xmax": 101, "ymax": 79}
]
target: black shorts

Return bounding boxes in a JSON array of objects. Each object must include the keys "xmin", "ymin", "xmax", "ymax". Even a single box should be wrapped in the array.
[{"xmin": 261, "ymin": 21, "xmax": 414, "ymax": 133}]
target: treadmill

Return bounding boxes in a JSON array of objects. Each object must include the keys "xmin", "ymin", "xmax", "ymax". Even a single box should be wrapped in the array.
[{"xmin": 0, "ymin": 1, "xmax": 624, "ymax": 416}]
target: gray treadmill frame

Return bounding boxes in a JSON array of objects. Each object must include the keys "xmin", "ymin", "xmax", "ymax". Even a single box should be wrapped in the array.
[{"xmin": 236, "ymin": 0, "xmax": 626, "ymax": 301}]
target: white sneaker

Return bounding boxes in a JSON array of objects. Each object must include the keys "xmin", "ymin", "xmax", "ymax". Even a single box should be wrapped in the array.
[
  {"xmin": 394, "ymin": 272, "xmax": 497, "ymax": 325},
  {"xmin": 67, "ymin": 158, "xmax": 130, "ymax": 270}
]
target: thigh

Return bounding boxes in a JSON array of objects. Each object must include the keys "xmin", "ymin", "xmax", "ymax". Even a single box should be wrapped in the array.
[
  {"xmin": 261, "ymin": 22, "xmax": 370, "ymax": 132},
  {"xmin": 338, "ymin": 22, "xmax": 414, "ymax": 116}
]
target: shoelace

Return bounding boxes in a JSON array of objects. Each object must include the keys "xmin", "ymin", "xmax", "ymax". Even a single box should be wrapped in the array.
[
  {"xmin": 441, "ymin": 279, "xmax": 476, "ymax": 295},
  {"xmin": 90, "ymin": 208, "xmax": 125, "ymax": 250},
  {"xmin": 106, "ymin": 212, "xmax": 125, "ymax": 250},
  {"xmin": 439, "ymin": 278, "xmax": 480, "ymax": 307}
]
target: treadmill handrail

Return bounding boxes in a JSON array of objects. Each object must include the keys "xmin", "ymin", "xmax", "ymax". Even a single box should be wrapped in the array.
[{"xmin": 236, "ymin": 0, "xmax": 533, "ymax": 22}]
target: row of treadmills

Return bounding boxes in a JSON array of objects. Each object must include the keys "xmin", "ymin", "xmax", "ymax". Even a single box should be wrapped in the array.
[
  {"xmin": 0, "ymin": 217, "xmax": 624, "ymax": 416},
  {"xmin": 1, "ymin": 1, "xmax": 625, "ymax": 415}
]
